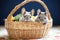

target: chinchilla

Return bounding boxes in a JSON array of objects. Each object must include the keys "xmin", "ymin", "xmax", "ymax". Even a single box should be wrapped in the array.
[
  {"xmin": 19, "ymin": 8, "xmax": 34, "ymax": 21},
  {"xmin": 35, "ymin": 9, "xmax": 48, "ymax": 24}
]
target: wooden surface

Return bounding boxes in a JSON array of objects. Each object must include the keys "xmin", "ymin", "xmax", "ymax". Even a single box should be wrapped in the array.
[{"xmin": 0, "ymin": 26, "xmax": 60, "ymax": 40}]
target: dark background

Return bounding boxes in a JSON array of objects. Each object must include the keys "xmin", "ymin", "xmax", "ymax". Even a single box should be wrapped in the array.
[{"xmin": 0, "ymin": 0, "xmax": 60, "ymax": 26}]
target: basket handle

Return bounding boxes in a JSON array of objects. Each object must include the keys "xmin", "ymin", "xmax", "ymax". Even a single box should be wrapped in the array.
[{"xmin": 7, "ymin": 0, "xmax": 51, "ymax": 21}]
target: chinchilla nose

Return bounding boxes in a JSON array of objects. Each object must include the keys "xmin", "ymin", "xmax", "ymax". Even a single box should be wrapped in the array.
[{"xmin": 26, "ymin": 17, "xmax": 29, "ymax": 20}]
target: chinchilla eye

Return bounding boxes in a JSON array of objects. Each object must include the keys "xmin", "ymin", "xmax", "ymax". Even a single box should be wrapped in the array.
[
  {"xmin": 30, "ymin": 16, "xmax": 31, "ymax": 18},
  {"xmin": 38, "ymin": 17, "xmax": 40, "ymax": 19},
  {"xmin": 24, "ymin": 16, "xmax": 26, "ymax": 17},
  {"xmin": 44, "ymin": 17, "xmax": 46, "ymax": 19}
]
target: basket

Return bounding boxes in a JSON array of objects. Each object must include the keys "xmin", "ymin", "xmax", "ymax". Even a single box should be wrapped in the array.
[{"xmin": 5, "ymin": 0, "xmax": 53, "ymax": 39}]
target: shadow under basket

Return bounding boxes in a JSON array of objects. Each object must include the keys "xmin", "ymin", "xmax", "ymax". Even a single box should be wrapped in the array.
[{"xmin": 5, "ymin": 0, "xmax": 53, "ymax": 39}]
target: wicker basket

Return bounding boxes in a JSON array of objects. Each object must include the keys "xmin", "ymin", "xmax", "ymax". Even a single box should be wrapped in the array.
[{"xmin": 5, "ymin": 0, "xmax": 53, "ymax": 39}]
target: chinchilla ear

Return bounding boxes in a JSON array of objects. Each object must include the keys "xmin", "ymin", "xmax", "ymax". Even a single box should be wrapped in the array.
[
  {"xmin": 31, "ymin": 9, "xmax": 35, "ymax": 16},
  {"xmin": 21, "ymin": 8, "xmax": 26, "ymax": 15},
  {"xmin": 37, "ymin": 9, "xmax": 41, "ymax": 15}
]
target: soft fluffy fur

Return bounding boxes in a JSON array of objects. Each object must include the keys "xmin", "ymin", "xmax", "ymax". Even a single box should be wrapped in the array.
[
  {"xmin": 19, "ymin": 8, "xmax": 34, "ymax": 21},
  {"xmin": 35, "ymin": 9, "xmax": 48, "ymax": 24}
]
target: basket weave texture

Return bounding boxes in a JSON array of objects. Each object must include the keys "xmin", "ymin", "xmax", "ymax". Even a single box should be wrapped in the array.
[{"xmin": 5, "ymin": 0, "xmax": 53, "ymax": 39}]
